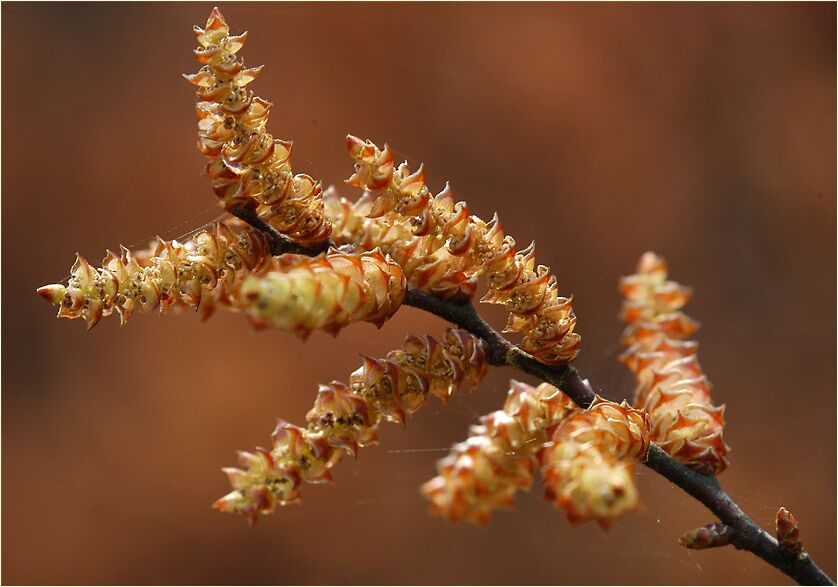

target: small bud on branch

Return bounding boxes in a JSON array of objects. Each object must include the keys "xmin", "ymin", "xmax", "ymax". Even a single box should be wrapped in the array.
[
  {"xmin": 776, "ymin": 507, "xmax": 804, "ymax": 555},
  {"xmin": 679, "ymin": 522, "xmax": 732, "ymax": 550}
]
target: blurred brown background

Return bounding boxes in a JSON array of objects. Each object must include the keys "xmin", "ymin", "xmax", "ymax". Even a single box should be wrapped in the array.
[{"xmin": 3, "ymin": 2, "xmax": 835, "ymax": 585}]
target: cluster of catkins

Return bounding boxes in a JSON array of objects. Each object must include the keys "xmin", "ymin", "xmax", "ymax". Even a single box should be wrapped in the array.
[
  {"xmin": 40, "ymin": 7, "xmax": 579, "ymax": 368},
  {"xmin": 619, "ymin": 252, "xmax": 729, "ymax": 475},
  {"xmin": 38, "ymin": 10, "xmax": 410, "ymax": 338},
  {"xmin": 422, "ymin": 382, "xmax": 650, "ymax": 529},
  {"xmin": 422, "ymin": 381, "xmax": 577, "ymax": 525},
  {"xmin": 37, "ymin": 8, "xmax": 731, "ymax": 536}
]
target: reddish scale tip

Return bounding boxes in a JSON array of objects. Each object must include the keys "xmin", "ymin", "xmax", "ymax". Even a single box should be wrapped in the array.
[
  {"xmin": 36, "ymin": 285, "xmax": 60, "ymax": 303},
  {"xmin": 208, "ymin": 7, "xmax": 226, "ymax": 25}
]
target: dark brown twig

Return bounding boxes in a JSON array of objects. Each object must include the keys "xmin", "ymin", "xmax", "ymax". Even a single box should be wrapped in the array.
[{"xmin": 230, "ymin": 206, "xmax": 333, "ymax": 256}]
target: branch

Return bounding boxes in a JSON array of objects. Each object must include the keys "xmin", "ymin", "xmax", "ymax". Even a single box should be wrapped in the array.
[
  {"xmin": 644, "ymin": 446, "xmax": 833, "ymax": 585},
  {"xmin": 227, "ymin": 214, "xmax": 833, "ymax": 585},
  {"xmin": 403, "ymin": 289, "xmax": 834, "ymax": 586}
]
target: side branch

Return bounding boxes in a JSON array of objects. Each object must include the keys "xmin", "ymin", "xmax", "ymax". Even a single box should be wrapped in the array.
[{"xmin": 403, "ymin": 289, "xmax": 834, "ymax": 586}]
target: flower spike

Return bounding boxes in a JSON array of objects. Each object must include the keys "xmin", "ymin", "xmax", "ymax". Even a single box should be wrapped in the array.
[
  {"xmin": 618, "ymin": 252, "xmax": 730, "ymax": 475},
  {"xmin": 334, "ymin": 138, "xmax": 581, "ymax": 364},
  {"xmin": 214, "ymin": 329, "xmax": 487, "ymax": 523},
  {"xmin": 424, "ymin": 389, "xmax": 650, "ymax": 529},
  {"xmin": 186, "ymin": 8, "xmax": 330, "ymax": 246},
  {"xmin": 37, "ymin": 222, "xmax": 270, "ymax": 328}
]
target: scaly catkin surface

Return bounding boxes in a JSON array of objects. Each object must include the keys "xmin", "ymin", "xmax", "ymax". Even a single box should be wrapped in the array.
[
  {"xmin": 214, "ymin": 329, "xmax": 487, "ymax": 524},
  {"xmin": 327, "ymin": 136, "xmax": 580, "ymax": 365},
  {"xmin": 619, "ymin": 252, "xmax": 729, "ymax": 475},
  {"xmin": 185, "ymin": 8, "xmax": 331, "ymax": 246}
]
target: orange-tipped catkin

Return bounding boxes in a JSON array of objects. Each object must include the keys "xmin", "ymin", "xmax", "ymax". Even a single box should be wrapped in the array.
[
  {"xmin": 185, "ymin": 8, "xmax": 330, "ymax": 246},
  {"xmin": 539, "ymin": 397, "xmax": 650, "ymax": 529},
  {"xmin": 618, "ymin": 252, "xmax": 729, "ymax": 476},
  {"xmin": 236, "ymin": 249, "xmax": 406, "ymax": 337},
  {"xmin": 422, "ymin": 381, "xmax": 577, "ymax": 525},
  {"xmin": 776, "ymin": 507, "xmax": 804, "ymax": 555},
  {"xmin": 37, "ymin": 223, "xmax": 270, "ymax": 329},
  {"xmin": 334, "ymin": 136, "xmax": 580, "ymax": 365},
  {"xmin": 214, "ymin": 329, "xmax": 487, "ymax": 524}
]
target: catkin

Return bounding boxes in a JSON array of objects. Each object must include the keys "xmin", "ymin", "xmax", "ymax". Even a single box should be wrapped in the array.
[
  {"xmin": 185, "ymin": 8, "xmax": 330, "ymax": 246},
  {"xmin": 236, "ymin": 249, "xmax": 406, "ymax": 337},
  {"xmin": 213, "ymin": 329, "xmax": 487, "ymax": 524},
  {"xmin": 332, "ymin": 136, "xmax": 580, "ymax": 365},
  {"xmin": 422, "ymin": 381, "xmax": 577, "ymax": 524},
  {"xmin": 619, "ymin": 252, "xmax": 729, "ymax": 475},
  {"xmin": 539, "ymin": 397, "xmax": 650, "ymax": 529},
  {"xmin": 37, "ymin": 222, "xmax": 270, "ymax": 329}
]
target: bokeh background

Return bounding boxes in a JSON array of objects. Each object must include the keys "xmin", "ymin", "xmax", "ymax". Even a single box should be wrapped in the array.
[{"xmin": 3, "ymin": 2, "xmax": 835, "ymax": 585}]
